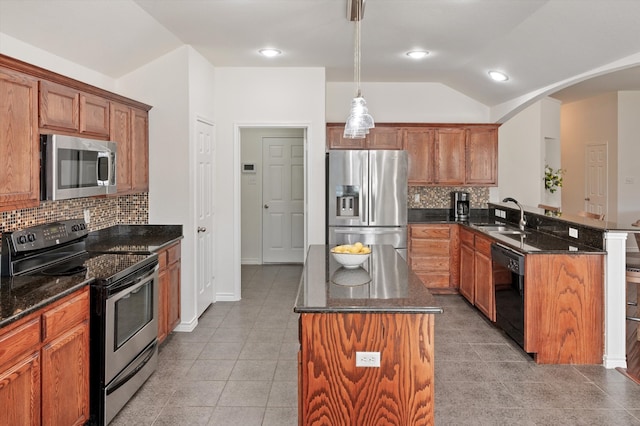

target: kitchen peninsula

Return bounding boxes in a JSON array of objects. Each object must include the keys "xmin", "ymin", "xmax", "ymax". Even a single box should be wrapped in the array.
[{"xmin": 294, "ymin": 245, "xmax": 442, "ymax": 425}]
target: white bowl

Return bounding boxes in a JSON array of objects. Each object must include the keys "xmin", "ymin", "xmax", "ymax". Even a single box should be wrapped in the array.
[{"xmin": 330, "ymin": 249, "xmax": 371, "ymax": 269}]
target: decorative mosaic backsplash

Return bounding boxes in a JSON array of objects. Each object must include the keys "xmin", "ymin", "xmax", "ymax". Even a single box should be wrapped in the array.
[
  {"xmin": 408, "ymin": 186, "xmax": 490, "ymax": 209},
  {"xmin": 0, "ymin": 193, "xmax": 149, "ymax": 238}
]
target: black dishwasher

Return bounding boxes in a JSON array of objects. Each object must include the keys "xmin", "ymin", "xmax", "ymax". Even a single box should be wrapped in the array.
[{"xmin": 491, "ymin": 243, "xmax": 526, "ymax": 349}]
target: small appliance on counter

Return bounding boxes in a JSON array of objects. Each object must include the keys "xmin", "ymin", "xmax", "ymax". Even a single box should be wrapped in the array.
[{"xmin": 451, "ymin": 191, "xmax": 470, "ymax": 221}]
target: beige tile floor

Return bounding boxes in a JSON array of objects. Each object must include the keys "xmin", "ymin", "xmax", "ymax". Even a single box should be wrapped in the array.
[{"xmin": 111, "ymin": 264, "xmax": 640, "ymax": 425}]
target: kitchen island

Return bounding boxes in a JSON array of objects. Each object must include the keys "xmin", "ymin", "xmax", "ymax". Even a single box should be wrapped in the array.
[{"xmin": 294, "ymin": 244, "xmax": 442, "ymax": 425}]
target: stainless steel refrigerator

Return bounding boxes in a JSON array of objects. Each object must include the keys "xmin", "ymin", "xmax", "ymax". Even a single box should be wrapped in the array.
[{"xmin": 327, "ymin": 150, "xmax": 408, "ymax": 258}]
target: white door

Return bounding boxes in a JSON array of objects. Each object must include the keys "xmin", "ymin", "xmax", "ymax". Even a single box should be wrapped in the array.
[
  {"xmin": 196, "ymin": 118, "xmax": 215, "ymax": 316},
  {"xmin": 585, "ymin": 143, "xmax": 607, "ymax": 217},
  {"xmin": 262, "ymin": 137, "xmax": 304, "ymax": 263}
]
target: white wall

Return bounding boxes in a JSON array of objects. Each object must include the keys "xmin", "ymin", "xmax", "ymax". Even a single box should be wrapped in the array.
[
  {"xmin": 117, "ymin": 46, "xmax": 215, "ymax": 330},
  {"xmin": 617, "ymin": 91, "xmax": 640, "ymax": 239},
  {"xmin": 0, "ymin": 32, "xmax": 116, "ymax": 92},
  {"xmin": 240, "ymin": 128, "xmax": 305, "ymax": 264},
  {"xmin": 214, "ymin": 67, "xmax": 326, "ymax": 301},
  {"xmin": 326, "ymin": 82, "xmax": 490, "ymax": 123},
  {"xmin": 560, "ymin": 93, "xmax": 618, "ymax": 219}
]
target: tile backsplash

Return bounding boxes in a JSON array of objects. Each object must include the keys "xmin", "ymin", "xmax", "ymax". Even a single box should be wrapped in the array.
[
  {"xmin": 0, "ymin": 193, "xmax": 149, "ymax": 237},
  {"xmin": 408, "ymin": 186, "xmax": 490, "ymax": 209}
]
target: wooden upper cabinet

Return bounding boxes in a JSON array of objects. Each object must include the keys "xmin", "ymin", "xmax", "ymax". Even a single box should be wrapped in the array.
[
  {"xmin": 110, "ymin": 102, "xmax": 133, "ymax": 193},
  {"xmin": 327, "ymin": 125, "xmax": 366, "ymax": 149},
  {"xmin": 79, "ymin": 93, "xmax": 110, "ymax": 136},
  {"xmin": 131, "ymin": 108, "xmax": 149, "ymax": 192},
  {"xmin": 466, "ymin": 126, "xmax": 498, "ymax": 185},
  {"xmin": 404, "ymin": 128, "xmax": 435, "ymax": 185},
  {"xmin": 326, "ymin": 125, "xmax": 402, "ymax": 150},
  {"xmin": 39, "ymin": 80, "xmax": 80, "ymax": 131},
  {"xmin": 0, "ymin": 68, "xmax": 40, "ymax": 211},
  {"xmin": 366, "ymin": 127, "xmax": 403, "ymax": 149},
  {"xmin": 434, "ymin": 128, "xmax": 466, "ymax": 184}
]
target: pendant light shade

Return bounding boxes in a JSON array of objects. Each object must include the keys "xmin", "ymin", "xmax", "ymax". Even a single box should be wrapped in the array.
[{"xmin": 344, "ymin": 0, "xmax": 374, "ymax": 139}]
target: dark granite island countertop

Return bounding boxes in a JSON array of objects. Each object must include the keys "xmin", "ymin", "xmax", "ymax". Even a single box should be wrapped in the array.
[
  {"xmin": 295, "ymin": 244, "xmax": 440, "ymax": 425},
  {"xmin": 294, "ymin": 244, "xmax": 443, "ymax": 314}
]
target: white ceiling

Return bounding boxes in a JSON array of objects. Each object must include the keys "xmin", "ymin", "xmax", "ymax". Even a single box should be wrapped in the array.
[{"xmin": 1, "ymin": 0, "xmax": 640, "ymax": 106}]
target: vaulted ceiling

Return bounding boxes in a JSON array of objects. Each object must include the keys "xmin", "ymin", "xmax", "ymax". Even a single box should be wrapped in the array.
[{"xmin": 1, "ymin": 0, "xmax": 640, "ymax": 106}]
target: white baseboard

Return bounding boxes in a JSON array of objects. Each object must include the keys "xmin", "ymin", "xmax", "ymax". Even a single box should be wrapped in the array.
[
  {"xmin": 173, "ymin": 316, "xmax": 198, "ymax": 332},
  {"xmin": 241, "ymin": 258, "xmax": 261, "ymax": 265}
]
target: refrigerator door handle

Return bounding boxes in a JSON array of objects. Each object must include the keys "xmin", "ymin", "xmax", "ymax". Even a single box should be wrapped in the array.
[
  {"xmin": 360, "ymin": 151, "xmax": 368, "ymax": 223},
  {"xmin": 370, "ymin": 151, "xmax": 376, "ymax": 224}
]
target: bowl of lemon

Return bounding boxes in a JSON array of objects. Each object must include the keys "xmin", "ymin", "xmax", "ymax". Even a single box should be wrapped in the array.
[{"xmin": 330, "ymin": 242, "xmax": 371, "ymax": 269}]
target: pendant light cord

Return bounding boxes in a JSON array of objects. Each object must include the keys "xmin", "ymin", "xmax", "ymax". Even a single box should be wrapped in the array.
[{"xmin": 354, "ymin": 0, "xmax": 361, "ymax": 97}]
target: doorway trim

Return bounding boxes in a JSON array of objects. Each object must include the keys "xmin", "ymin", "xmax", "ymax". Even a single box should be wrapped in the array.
[{"xmin": 232, "ymin": 122, "xmax": 311, "ymax": 300}]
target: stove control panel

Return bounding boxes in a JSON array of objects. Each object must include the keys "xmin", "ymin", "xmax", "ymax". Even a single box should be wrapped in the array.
[{"xmin": 4, "ymin": 219, "xmax": 88, "ymax": 253}]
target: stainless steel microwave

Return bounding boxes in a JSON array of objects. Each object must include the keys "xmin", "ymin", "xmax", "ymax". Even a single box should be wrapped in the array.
[{"xmin": 41, "ymin": 134, "xmax": 117, "ymax": 201}]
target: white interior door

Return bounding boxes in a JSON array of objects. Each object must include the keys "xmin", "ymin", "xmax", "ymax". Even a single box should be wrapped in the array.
[
  {"xmin": 196, "ymin": 118, "xmax": 215, "ymax": 316},
  {"xmin": 585, "ymin": 143, "xmax": 607, "ymax": 217},
  {"xmin": 262, "ymin": 137, "xmax": 304, "ymax": 263}
]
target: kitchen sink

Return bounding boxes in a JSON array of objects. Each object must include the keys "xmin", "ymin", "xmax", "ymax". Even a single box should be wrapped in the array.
[{"xmin": 473, "ymin": 224, "xmax": 528, "ymax": 235}]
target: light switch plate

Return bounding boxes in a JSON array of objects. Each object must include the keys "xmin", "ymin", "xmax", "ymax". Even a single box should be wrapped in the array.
[{"xmin": 569, "ymin": 227, "xmax": 578, "ymax": 238}]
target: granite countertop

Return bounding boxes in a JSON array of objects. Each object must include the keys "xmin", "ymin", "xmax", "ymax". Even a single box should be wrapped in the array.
[
  {"xmin": 85, "ymin": 224, "xmax": 183, "ymax": 253},
  {"xmin": 408, "ymin": 208, "xmax": 605, "ymax": 254},
  {"xmin": 0, "ymin": 274, "xmax": 90, "ymax": 328},
  {"xmin": 294, "ymin": 244, "xmax": 443, "ymax": 314}
]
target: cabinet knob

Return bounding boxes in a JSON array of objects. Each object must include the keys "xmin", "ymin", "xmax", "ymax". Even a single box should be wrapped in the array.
[{"xmin": 197, "ymin": 227, "xmax": 207, "ymax": 233}]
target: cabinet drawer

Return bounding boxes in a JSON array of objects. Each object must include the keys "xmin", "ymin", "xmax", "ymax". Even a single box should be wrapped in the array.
[
  {"xmin": 42, "ymin": 290, "xmax": 89, "ymax": 343},
  {"xmin": 415, "ymin": 272, "xmax": 450, "ymax": 288},
  {"xmin": 411, "ymin": 239, "xmax": 449, "ymax": 255},
  {"xmin": 460, "ymin": 230, "xmax": 475, "ymax": 246},
  {"xmin": 475, "ymin": 235, "xmax": 493, "ymax": 255},
  {"xmin": 0, "ymin": 318, "xmax": 40, "ymax": 368},
  {"xmin": 410, "ymin": 256, "xmax": 449, "ymax": 272},
  {"xmin": 410, "ymin": 225, "xmax": 450, "ymax": 239},
  {"xmin": 167, "ymin": 243, "xmax": 181, "ymax": 264}
]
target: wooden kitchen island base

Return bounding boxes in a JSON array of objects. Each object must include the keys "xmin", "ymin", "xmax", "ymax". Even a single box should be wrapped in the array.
[
  {"xmin": 299, "ymin": 312, "xmax": 435, "ymax": 425},
  {"xmin": 295, "ymin": 245, "xmax": 442, "ymax": 426}
]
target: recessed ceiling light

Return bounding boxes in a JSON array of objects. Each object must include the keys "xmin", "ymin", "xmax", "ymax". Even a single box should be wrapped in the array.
[
  {"xmin": 406, "ymin": 50, "xmax": 430, "ymax": 59},
  {"xmin": 259, "ymin": 48, "xmax": 282, "ymax": 57},
  {"xmin": 488, "ymin": 70, "xmax": 509, "ymax": 82}
]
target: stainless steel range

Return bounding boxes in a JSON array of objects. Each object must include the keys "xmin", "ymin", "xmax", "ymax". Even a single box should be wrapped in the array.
[{"xmin": 1, "ymin": 219, "xmax": 159, "ymax": 425}]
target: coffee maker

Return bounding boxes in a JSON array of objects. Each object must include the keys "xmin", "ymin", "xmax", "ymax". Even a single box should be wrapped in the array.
[{"xmin": 451, "ymin": 191, "xmax": 470, "ymax": 221}]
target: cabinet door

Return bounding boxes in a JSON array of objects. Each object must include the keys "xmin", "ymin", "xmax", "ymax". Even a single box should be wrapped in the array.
[
  {"xmin": 434, "ymin": 128, "xmax": 465, "ymax": 184},
  {"xmin": 0, "ymin": 69, "xmax": 40, "ymax": 211},
  {"xmin": 168, "ymin": 259, "xmax": 181, "ymax": 332},
  {"xmin": 327, "ymin": 126, "xmax": 365, "ymax": 149},
  {"xmin": 459, "ymin": 242, "xmax": 475, "ymax": 303},
  {"xmin": 474, "ymin": 251, "xmax": 493, "ymax": 320},
  {"xmin": 158, "ymin": 253, "xmax": 169, "ymax": 343},
  {"xmin": 41, "ymin": 322, "xmax": 89, "ymax": 426},
  {"xmin": 366, "ymin": 127, "xmax": 402, "ymax": 149},
  {"xmin": 131, "ymin": 108, "xmax": 149, "ymax": 192},
  {"xmin": 39, "ymin": 80, "xmax": 79, "ymax": 131},
  {"xmin": 80, "ymin": 93, "xmax": 110, "ymax": 136},
  {"xmin": 466, "ymin": 127, "xmax": 498, "ymax": 185},
  {"xmin": 110, "ymin": 102, "xmax": 132, "ymax": 193},
  {"xmin": 404, "ymin": 128, "xmax": 435, "ymax": 185},
  {"xmin": 0, "ymin": 352, "xmax": 41, "ymax": 426}
]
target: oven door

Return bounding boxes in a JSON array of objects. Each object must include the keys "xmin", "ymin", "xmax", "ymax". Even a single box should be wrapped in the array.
[{"xmin": 104, "ymin": 265, "xmax": 158, "ymax": 384}]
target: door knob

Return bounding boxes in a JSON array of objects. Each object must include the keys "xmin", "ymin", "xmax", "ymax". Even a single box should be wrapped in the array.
[
  {"xmin": 264, "ymin": 204, "xmax": 269, "ymax": 209},
  {"xmin": 584, "ymin": 197, "xmax": 591, "ymax": 201},
  {"xmin": 197, "ymin": 227, "xmax": 207, "ymax": 233}
]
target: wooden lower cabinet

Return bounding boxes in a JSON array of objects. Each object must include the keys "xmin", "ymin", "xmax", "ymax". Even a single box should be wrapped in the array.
[
  {"xmin": 459, "ymin": 228, "xmax": 495, "ymax": 321},
  {"xmin": 0, "ymin": 287, "xmax": 89, "ymax": 426},
  {"xmin": 298, "ymin": 312, "xmax": 435, "ymax": 425},
  {"xmin": 524, "ymin": 254, "xmax": 604, "ymax": 364},
  {"xmin": 408, "ymin": 224, "xmax": 459, "ymax": 292},
  {"xmin": 158, "ymin": 241, "xmax": 181, "ymax": 343}
]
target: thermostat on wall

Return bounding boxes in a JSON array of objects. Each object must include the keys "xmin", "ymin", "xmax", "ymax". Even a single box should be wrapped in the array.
[{"xmin": 242, "ymin": 163, "xmax": 256, "ymax": 173}]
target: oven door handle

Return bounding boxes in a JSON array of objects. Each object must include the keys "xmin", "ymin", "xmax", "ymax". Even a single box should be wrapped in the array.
[
  {"xmin": 108, "ymin": 265, "xmax": 158, "ymax": 300},
  {"xmin": 106, "ymin": 342, "xmax": 157, "ymax": 396}
]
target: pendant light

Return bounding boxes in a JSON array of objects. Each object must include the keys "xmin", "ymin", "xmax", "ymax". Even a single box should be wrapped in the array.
[{"xmin": 344, "ymin": 0, "xmax": 374, "ymax": 139}]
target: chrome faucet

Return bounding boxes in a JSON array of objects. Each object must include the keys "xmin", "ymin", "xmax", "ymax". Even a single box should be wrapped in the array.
[{"xmin": 502, "ymin": 197, "xmax": 527, "ymax": 231}]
